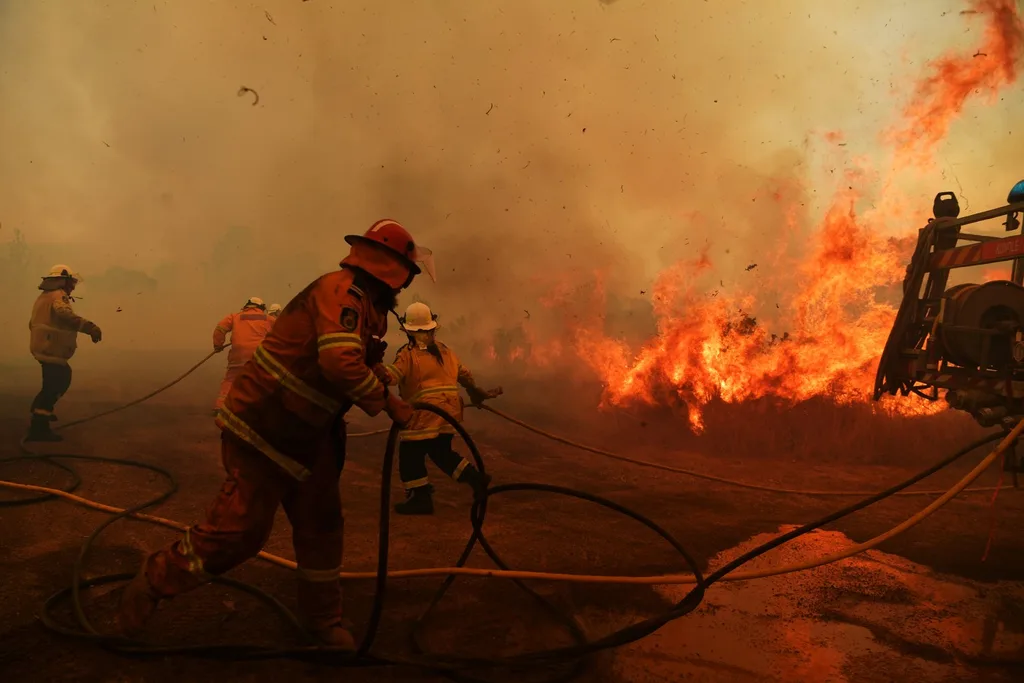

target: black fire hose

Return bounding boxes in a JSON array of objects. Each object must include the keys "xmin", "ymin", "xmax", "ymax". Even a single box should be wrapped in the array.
[{"xmin": 0, "ymin": 405, "xmax": 1008, "ymax": 680}]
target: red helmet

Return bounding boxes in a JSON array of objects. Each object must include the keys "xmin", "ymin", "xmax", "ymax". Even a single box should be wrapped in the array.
[
  {"xmin": 343, "ymin": 219, "xmax": 435, "ymax": 288},
  {"xmin": 345, "ymin": 220, "xmax": 419, "ymax": 271}
]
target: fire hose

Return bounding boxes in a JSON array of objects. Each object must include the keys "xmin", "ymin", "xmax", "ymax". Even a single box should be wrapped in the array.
[{"xmin": 0, "ymin": 350, "xmax": 1020, "ymax": 677}]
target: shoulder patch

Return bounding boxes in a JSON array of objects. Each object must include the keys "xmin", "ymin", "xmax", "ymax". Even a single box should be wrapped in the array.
[{"xmin": 340, "ymin": 307, "xmax": 360, "ymax": 332}]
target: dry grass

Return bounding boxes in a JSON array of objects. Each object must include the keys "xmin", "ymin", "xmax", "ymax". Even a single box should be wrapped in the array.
[
  {"xmin": 483, "ymin": 367, "xmax": 990, "ymax": 469},
  {"xmin": 691, "ymin": 397, "xmax": 987, "ymax": 466}
]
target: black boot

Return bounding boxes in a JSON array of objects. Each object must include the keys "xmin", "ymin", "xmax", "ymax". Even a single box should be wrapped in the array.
[
  {"xmin": 394, "ymin": 485, "xmax": 434, "ymax": 515},
  {"xmin": 24, "ymin": 414, "xmax": 63, "ymax": 443},
  {"xmin": 457, "ymin": 466, "xmax": 491, "ymax": 498}
]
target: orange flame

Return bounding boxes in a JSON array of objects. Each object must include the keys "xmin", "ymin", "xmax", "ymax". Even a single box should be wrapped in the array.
[
  {"xmin": 573, "ymin": 1, "xmax": 1019, "ymax": 432},
  {"xmin": 540, "ymin": 2, "xmax": 1023, "ymax": 432},
  {"xmin": 475, "ymin": 3, "xmax": 1024, "ymax": 433},
  {"xmin": 887, "ymin": 0, "xmax": 1024, "ymax": 167}
]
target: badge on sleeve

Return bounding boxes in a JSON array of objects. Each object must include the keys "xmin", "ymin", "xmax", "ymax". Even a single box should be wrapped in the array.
[{"xmin": 340, "ymin": 307, "xmax": 360, "ymax": 332}]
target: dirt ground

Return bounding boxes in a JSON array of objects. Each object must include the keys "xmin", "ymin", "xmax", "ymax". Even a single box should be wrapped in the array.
[{"xmin": 1, "ymin": 353, "xmax": 1024, "ymax": 683}]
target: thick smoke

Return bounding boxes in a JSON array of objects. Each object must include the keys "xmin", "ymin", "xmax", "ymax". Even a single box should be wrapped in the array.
[{"xmin": 0, "ymin": 0, "xmax": 1020, "ymax": 389}]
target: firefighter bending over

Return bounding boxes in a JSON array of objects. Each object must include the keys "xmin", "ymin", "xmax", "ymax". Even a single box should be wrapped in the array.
[
  {"xmin": 25, "ymin": 265, "xmax": 102, "ymax": 443},
  {"xmin": 382, "ymin": 302, "xmax": 502, "ymax": 515},
  {"xmin": 117, "ymin": 219, "xmax": 434, "ymax": 650},
  {"xmin": 212, "ymin": 297, "xmax": 273, "ymax": 414}
]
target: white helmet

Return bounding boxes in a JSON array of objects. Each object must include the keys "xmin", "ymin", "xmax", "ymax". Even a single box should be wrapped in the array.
[
  {"xmin": 244, "ymin": 297, "xmax": 265, "ymax": 310},
  {"xmin": 44, "ymin": 264, "xmax": 81, "ymax": 282},
  {"xmin": 401, "ymin": 302, "xmax": 438, "ymax": 331},
  {"xmin": 268, "ymin": 303, "xmax": 282, "ymax": 315}
]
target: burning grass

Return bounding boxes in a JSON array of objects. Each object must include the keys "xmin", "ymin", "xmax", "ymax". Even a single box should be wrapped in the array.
[
  {"xmin": 481, "ymin": 368, "xmax": 987, "ymax": 470},
  {"xmin": 461, "ymin": 2, "xmax": 1024, "ymax": 455}
]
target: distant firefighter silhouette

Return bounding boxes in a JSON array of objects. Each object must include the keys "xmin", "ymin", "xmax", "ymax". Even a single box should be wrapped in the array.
[
  {"xmin": 25, "ymin": 264, "xmax": 102, "ymax": 442},
  {"xmin": 211, "ymin": 297, "xmax": 272, "ymax": 413}
]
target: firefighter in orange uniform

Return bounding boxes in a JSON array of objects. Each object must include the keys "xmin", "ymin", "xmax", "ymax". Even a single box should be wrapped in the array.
[
  {"xmin": 117, "ymin": 219, "xmax": 435, "ymax": 649},
  {"xmin": 267, "ymin": 303, "xmax": 282, "ymax": 324},
  {"xmin": 25, "ymin": 265, "xmax": 102, "ymax": 442},
  {"xmin": 382, "ymin": 302, "xmax": 501, "ymax": 515},
  {"xmin": 212, "ymin": 297, "xmax": 273, "ymax": 413}
]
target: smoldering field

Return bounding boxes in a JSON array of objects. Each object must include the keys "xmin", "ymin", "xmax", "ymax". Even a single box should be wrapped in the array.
[{"xmin": 0, "ymin": 1, "xmax": 1018, "ymax": 462}]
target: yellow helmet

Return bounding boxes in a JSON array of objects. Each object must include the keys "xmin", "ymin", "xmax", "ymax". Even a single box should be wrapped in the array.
[
  {"xmin": 44, "ymin": 264, "xmax": 81, "ymax": 282},
  {"xmin": 401, "ymin": 302, "xmax": 438, "ymax": 332}
]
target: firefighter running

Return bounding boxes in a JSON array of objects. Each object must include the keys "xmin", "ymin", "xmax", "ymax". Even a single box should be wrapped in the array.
[
  {"xmin": 211, "ymin": 297, "xmax": 273, "ymax": 414},
  {"xmin": 25, "ymin": 265, "xmax": 102, "ymax": 443},
  {"xmin": 116, "ymin": 219, "xmax": 436, "ymax": 650},
  {"xmin": 382, "ymin": 302, "xmax": 502, "ymax": 515}
]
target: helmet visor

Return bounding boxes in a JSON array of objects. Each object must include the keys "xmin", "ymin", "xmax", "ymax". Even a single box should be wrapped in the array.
[{"xmin": 413, "ymin": 245, "xmax": 436, "ymax": 283}]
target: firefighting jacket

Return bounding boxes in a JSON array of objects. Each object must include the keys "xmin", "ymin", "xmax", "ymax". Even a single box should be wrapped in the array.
[
  {"xmin": 28, "ymin": 290, "xmax": 100, "ymax": 366},
  {"xmin": 384, "ymin": 341, "xmax": 477, "ymax": 441},
  {"xmin": 216, "ymin": 269, "xmax": 389, "ymax": 480},
  {"xmin": 213, "ymin": 306, "xmax": 274, "ymax": 367}
]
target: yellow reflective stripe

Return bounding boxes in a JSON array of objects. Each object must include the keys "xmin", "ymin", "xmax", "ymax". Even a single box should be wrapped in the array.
[
  {"xmin": 216, "ymin": 408, "xmax": 311, "ymax": 481},
  {"xmin": 403, "ymin": 477, "xmax": 431, "ymax": 490},
  {"xmin": 411, "ymin": 385, "xmax": 460, "ymax": 401},
  {"xmin": 399, "ymin": 426, "xmax": 453, "ymax": 441},
  {"xmin": 179, "ymin": 529, "xmax": 210, "ymax": 578},
  {"xmin": 318, "ymin": 333, "xmax": 363, "ymax": 352},
  {"xmin": 349, "ymin": 372, "xmax": 381, "ymax": 401},
  {"xmin": 215, "ymin": 325, "xmax": 229, "ymax": 334},
  {"xmin": 297, "ymin": 566, "xmax": 341, "ymax": 582},
  {"xmin": 32, "ymin": 408, "xmax": 54, "ymax": 416},
  {"xmin": 452, "ymin": 459, "xmax": 470, "ymax": 481},
  {"xmin": 384, "ymin": 364, "xmax": 403, "ymax": 383},
  {"xmin": 320, "ymin": 340, "xmax": 363, "ymax": 351},
  {"xmin": 253, "ymin": 346, "xmax": 342, "ymax": 413}
]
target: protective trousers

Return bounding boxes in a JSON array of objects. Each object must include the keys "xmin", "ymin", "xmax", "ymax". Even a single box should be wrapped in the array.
[
  {"xmin": 398, "ymin": 434, "xmax": 471, "ymax": 490},
  {"xmin": 214, "ymin": 365, "xmax": 244, "ymax": 411},
  {"xmin": 142, "ymin": 431, "xmax": 346, "ymax": 633},
  {"xmin": 30, "ymin": 361, "xmax": 72, "ymax": 418}
]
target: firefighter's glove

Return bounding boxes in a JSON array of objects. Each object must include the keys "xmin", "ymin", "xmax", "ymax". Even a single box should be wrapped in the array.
[
  {"xmin": 366, "ymin": 337, "xmax": 388, "ymax": 367},
  {"xmin": 467, "ymin": 385, "xmax": 503, "ymax": 407},
  {"xmin": 85, "ymin": 323, "xmax": 102, "ymax": 344},
  {"xmin": 384, "ymin": 392, "xmax": 414, "ymax": 426},
  {"xmin": 371, "ymin": 364, "xmax": 393, "ymax": 387},
  {"xmin": 214, "ymin": 344, "xmax": 226, "ymax": 353}
]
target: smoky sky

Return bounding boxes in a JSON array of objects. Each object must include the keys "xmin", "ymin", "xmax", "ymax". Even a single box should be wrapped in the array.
[{"xmin": 1, "ymin": 0, "xmax": 1020, "ymax": 359}]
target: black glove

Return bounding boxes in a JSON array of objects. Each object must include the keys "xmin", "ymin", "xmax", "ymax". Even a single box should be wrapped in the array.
[{"xmin": 366, "ymin": 336, "xmax": 387, "ymax": 366}]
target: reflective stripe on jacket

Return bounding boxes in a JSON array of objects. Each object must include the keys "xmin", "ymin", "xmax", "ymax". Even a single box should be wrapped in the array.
[
  {"xmin": 215, "ymin": 269, "xmax": 389, "ymax": 479},
  {"xmin": 385, "ymin": 341, "xmax": 475, "ymax": 441},
  {"xmin": 214, "ymin": 307, "xmax": 274, "ymax": 367}
]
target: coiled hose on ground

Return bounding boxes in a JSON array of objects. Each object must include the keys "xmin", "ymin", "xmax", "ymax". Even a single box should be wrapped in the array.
[{"xmin": 0, "ymin": 350, "xmax": 1020, "ymax": 680}]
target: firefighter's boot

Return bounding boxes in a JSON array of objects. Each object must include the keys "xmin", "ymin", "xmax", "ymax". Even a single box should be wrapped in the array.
[
  {"xmin": 296, "ymin": 578, "xmax": 356, "ymax": 650},
  {"xmin": 394, "ymin": 485, "xmax": 434, "ymax": 515},
  {"xmin": 116, "ymin": 566, "xmax": 163, "ymax": 637},
  {"xmin": 24, "ymin": 414, "xmax": 62, "ymax": 443},
  {"xmin": 457, "ymin": 467, "xmax": 491, "ymax": 499}
]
